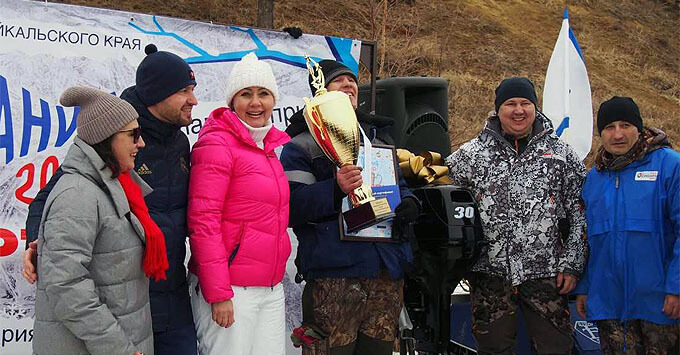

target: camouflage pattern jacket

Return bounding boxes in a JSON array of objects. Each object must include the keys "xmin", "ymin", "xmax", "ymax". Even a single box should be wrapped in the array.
[{"xmin": 446, "ymin": 113, "xmax": 587, "ymax": 286}]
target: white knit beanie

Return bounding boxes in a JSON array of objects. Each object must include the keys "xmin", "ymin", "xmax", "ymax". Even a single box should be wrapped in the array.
[{"xmin": 225, "ymin": 52, "xmax": 279, "ymax": 108}]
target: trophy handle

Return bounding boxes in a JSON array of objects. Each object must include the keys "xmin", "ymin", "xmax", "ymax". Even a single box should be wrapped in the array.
[{"xmin": 309, "ymin": 107, "xmax": 328, "ymax": 142}]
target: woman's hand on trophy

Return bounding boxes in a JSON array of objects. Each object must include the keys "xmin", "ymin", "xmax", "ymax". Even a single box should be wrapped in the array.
[
  {"xmin": 337, "ymin": 165, "xmax": 363, "ymax": 194},
  {"xmin": 211, "ymin": 299, "xmax": 235, "ymax": 328}
]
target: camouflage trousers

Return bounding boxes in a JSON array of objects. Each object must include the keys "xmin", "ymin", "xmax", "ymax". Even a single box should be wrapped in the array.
[
  {"xmin": 597, "ymin": 319, "xmax": 680, "ymax": 355},
  {"xmin": 301, "ymin": 275, "xmax": 403, "ymax": 355},
  {"xmin": 469, "ymin": 273, "xmax": 573, "ymax": 355}
]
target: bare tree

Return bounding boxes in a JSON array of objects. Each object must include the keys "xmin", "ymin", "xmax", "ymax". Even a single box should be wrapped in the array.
[{"xmin": 258, "ymin": 0, "xmax": 274, "ymax": 28}]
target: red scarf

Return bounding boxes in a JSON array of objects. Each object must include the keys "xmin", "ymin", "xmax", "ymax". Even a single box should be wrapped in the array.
[{"xmin": 118, "ymin": 171, "xmax": 169, "ymax": 282}]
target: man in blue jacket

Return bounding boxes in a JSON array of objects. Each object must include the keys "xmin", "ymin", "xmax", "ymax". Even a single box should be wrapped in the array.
[
  {"xmin": 575, "ymin": 96, "xmax": 680, "ymax": 353},
  {"xmin": 280, "ymin": 59, "xmax": 419, "ymax": 355},
  {"xmin": 22, "ymin": 45, "xmax": 199, "ymax": 355}
]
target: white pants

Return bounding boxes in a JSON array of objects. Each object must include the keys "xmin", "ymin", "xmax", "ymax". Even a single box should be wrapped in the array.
[{"xmin": 189, "ymin": 273, "xmax": 285, "ymax": 355}]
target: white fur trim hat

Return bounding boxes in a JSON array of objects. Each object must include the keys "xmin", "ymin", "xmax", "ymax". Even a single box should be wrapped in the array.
[{"xmin": 225, "ymin": 52, "xmax": 279, "ymax": 107}]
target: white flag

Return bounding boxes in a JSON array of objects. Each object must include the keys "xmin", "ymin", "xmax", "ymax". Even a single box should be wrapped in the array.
[{"xmin": 543, "ymin": 8, "xmax": 593, "ymax": 160}]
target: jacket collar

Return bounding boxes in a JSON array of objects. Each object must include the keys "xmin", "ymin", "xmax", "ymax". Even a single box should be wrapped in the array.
[
  {"xmin": 206, "ymin": 107, "xmax": 290, "ymax": 153},
  {"xmin": 284, "ymin": 109, "xmax": 307, "ymax": 138},
  {"xmin": 594, "ymin": 126, "xmax": 672, "ymax": 172},
  {"xmin": 120, "ymin": 86, "xmax": 182, "ymax": 143},
  {"xmin": 482, "ymin": 111, "xmax": 553, "ymax": 149}
]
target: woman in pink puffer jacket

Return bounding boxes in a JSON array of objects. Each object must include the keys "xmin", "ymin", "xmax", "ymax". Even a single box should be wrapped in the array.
[{"xmin": 187, "ymin": 53, "xmax": 291, "ymax": 355}]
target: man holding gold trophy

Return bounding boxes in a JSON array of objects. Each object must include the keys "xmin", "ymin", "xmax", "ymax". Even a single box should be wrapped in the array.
[{"xmin": 281, "ymin": 58, "xmax": 419, "ymax": 354}]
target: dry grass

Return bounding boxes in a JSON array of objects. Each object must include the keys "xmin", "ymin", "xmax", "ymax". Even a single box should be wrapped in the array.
[{"xmin": 54, "ymin": 0, "xmax": 680, "ymax": 162}]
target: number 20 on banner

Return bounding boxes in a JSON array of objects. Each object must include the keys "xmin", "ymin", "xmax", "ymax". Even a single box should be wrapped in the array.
[{"xmin": 0, "ymin": 156, "xmax": 59, "ymax": 257}]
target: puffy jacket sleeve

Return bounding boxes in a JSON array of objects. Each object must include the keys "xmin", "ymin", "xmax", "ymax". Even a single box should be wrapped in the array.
[
  {"xmin": 188, "ymin": 138, "xmax": 234, "ymax": 303},
  {"xmin": 665, "ymin": 152, "xmax": 680, "ymax": 295},
  {"xmin": 557, "ymin": 147, "xmax": 588, "ymax": 277},
  {"xmin": 25, "ymin": 167, "xmax": 64, "ymax": 247},
  {"xmin": 281, "ymin": 142, "xmax": 343, "ymax": 227},
  {"xmin": 40, "ymin": 187, "xmax": 137, "ymax": 354}
]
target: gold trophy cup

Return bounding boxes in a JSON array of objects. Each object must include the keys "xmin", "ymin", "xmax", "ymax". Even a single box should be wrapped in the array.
[{"xmin": 302, "ymin": 57, "xmax": 394, "ymax": 234}]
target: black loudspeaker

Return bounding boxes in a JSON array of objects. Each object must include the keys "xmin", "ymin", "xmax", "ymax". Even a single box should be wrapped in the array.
[{"xmin": 358, "ymin": 77, "xmax": 450, "ymax": 155}]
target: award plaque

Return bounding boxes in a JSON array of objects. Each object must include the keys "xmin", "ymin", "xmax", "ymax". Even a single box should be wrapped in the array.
[{"xmin": 340, "ymin": 144, "xmax": 401, "ymax": 242}]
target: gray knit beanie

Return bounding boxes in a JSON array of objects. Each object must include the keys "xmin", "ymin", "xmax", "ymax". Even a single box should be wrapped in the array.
[{"xmin": 60, "ymin": 87, "xmax": 138, "ymax": 144}]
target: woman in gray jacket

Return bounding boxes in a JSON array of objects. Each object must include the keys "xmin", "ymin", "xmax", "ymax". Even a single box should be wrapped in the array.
[{"xmin": 33, "ymin": 87, "xmax": 168, "ymax": 355}]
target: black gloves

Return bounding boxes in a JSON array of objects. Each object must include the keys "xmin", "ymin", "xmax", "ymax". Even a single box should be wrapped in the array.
[
  {"xmin": 283, "ymin": 27, "xmax": 303, "ymax": 39},
  {"xmin": 392, "ymin": 197, "xmax": 420, "ymax": 241},
  {"xmin": 394, "ymin": 197, "xmax": 419, "ymax": 223}
]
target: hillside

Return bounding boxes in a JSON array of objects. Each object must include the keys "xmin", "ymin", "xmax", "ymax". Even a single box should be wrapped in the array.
[{"xmin": 54, "ymin": 0, "xmax": 680, "ymax": 160}]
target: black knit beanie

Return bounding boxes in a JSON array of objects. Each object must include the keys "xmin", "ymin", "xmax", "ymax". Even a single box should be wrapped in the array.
[
  {"xmin": 494, "ymin": 77, "xmax": 538, "ymax": 113},
  {"xmin": 597, "ymin": 96, "xmax": 643, "ymax": 135},
  {"xmin": 136, "ymin": 44, "xmax": 197, "ymax": 107},
  {"xmin": 308, "ymin": 59, "xmax": 357, "ymax": 96}
]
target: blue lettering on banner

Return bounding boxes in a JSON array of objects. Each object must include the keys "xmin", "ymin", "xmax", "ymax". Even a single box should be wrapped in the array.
[
  {"xmin": 21, "ymin": 88, "xmax": 51, "ymax": 156},
  {"xmin": 55, "ymin": 105, "xmax": 79, "ymax": 148},
  {"xmin": 0, "ymin": 75, "xmax": 14, "ymax": 164},
  {"xmin": 0, "ymin": 74, "xmax": 80, "ymax": 164}
]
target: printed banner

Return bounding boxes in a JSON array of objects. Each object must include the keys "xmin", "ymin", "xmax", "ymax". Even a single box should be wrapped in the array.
[{"xmin": 0, "ymin": 0, "xmax": 361, "ymax": 353}]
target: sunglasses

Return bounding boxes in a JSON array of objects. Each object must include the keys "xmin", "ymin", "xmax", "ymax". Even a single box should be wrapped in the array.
[{"xmin": 119, "ymin": 127, "xmax": 142, "ymax": 144}]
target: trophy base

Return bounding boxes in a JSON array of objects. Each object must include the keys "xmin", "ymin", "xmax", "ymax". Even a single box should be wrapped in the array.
[{"xmin": 344, "ymin": 198, "xmax": 396, "ymax": 234}]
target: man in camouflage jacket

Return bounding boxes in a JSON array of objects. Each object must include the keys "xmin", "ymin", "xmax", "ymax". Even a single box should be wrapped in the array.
[{"xmin": 446, "ymin": 77, "xmax": 587, "ymax": 354}]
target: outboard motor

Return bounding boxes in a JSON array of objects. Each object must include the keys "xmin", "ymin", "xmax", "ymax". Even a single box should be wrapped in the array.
[{"xmin": 401, "ymin": 185, "xmax": 484, "ymax": 355}]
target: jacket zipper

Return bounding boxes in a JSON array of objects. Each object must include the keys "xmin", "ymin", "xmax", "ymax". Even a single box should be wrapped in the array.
[
  {"xmin": 267, "ymin": 151, "xmax": 281, "ymax": 289},
  {"xmin": 486, "ymin": 125, "xmax": 548, "ymax": 283},
  {"xmin": 614, "ymin": 171, "xmax": 628, "ymax": 319},
  {"xmin": 163, "ymin": 140, "xmax": 170, "ymax": 215},
  {"xmin": 485, "ymin": 124, "xmax": 548, "ymax": 158}
]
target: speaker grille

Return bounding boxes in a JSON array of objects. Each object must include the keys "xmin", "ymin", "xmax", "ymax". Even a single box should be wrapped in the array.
[{"xmin": 406, "ymin": 112, "xmax": 448, "ymax": 135}]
